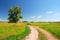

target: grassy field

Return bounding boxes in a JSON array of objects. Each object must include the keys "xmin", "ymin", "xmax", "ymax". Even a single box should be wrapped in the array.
[
  {"xmin": 37, "ymin": 28, "xmax": 47, "ymax": 40},
  {"xmin": 30, "ymin": 22, "xmax": 60, "ymax": 39},
  {"xmin": 0, "ymin": 22, "xmax": 30, "ymax": 40}
]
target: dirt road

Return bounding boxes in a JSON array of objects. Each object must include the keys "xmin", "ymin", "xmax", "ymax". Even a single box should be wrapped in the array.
[
  {"xmin": 25, "ymin": 26, "xmax": 59, "ymax": 40},
  {"xmin": 36, "ymin": 27, "xmax": 59, "ymax": 40},
  {"xmin": 25, "ymin": 26, "xmax": 39, "ymax": 40}
]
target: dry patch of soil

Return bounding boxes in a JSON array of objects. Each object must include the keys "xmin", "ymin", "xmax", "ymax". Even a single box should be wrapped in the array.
[{"xmin": 25, "ymin": 26, "xmax": 39, "ymax": 40}]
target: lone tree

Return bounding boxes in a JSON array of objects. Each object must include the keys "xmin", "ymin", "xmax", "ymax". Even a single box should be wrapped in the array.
[{"xmin": 8, "ymin": 6, "xmax": 22, "ymax": 23}]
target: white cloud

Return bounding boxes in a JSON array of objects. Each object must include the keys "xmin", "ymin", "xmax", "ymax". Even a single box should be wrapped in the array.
[
  {"xmin": 52, "ymin": 13, "xmax": 60, "ymax": 18},
  {"xmin": 30, "ymin": 16, "xmax": 36, "ymax": 19},
  {"xmin": 54, "ymin": 13, "xmax": 59, "ymax": 16},
  {"xmin": 30, "ymin": 16, "xmax": 42, "ymax": 19},
  {"xmin": 37, "ymin": 16, "xmax": 41, "ymax": 19},
  {"xmin": 0, "ymin": 19, "xmax": 8, "ymax": 21},
  {"xmin": 0, "ymin": 19, "xmax": 2, "ymax": 21},
  {"xmin": 46, "ymin": 11, "xmax": 53, "ymax": 14},
  {"xmin": 47, "ymin": 13, "xmax": 60, "ymax": 19},
  {"xmin": 46, "ymin": 11, "xmax": 60, "ymax": 18}
]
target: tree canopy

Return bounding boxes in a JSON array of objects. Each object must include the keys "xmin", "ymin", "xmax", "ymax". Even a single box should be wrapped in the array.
[{"xmin": 8, "ymin": 6, "xmax": 22, "ymax": 23}]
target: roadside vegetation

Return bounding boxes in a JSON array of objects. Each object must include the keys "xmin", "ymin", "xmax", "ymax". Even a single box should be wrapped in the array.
[
  {"xmin": 37, "ymin": 29, "xmax": 47, "ymax": 40},
  {"xmin": 30, "ymin": 22, "xmax": 60, "ymax": 39},
  {"xmin": 0, "ymin": 22, "xmax": 30, "ymax": 40},
  {"xmin": 0, "ymin": 6, "xmax": 31, "ymax": 40}
]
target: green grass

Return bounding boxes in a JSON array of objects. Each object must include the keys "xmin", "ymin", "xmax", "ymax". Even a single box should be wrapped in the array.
[
  {"xmin": 0, "ymin": 23, "xmax": 30, "ymax": 40},
  {"xmin": 30, "ymin": 22, "xmax": 60, "ymax": 39},
  {"xmin": 37, "ymin": 29, "xmax": 47, "ymax": 40}
]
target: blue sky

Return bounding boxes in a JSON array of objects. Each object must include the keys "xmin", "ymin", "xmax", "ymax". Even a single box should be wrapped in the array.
[{"xmin": 0, "ymin": 0, "xmax": 60, "ymax": 22}]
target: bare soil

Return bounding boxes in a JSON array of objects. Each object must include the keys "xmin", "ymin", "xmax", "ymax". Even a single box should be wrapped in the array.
[
  {"xmin": 36, "ymin": 27, "xmax": 59, "ymax": 40},
  {"xmin": 25, "ymin": 26, "xmax": 59, "ymax": 40},
  {"xmin": 25, "ymin": 26, "xmax": 39, "ymax": 40}
]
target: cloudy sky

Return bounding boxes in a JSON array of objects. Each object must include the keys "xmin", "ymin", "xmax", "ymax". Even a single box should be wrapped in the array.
[{"xmin": 0, "ymin": 0, "xmax": 60, "ymax": 22}]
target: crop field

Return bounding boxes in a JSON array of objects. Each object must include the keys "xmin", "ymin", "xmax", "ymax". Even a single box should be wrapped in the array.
[
  {"xmin": 30, "ymin": 22, "xmax": 60, "ymax": 39},
  {"xmin": 0, "ymin": 22, "xmax": 30, "ymax": 40}
]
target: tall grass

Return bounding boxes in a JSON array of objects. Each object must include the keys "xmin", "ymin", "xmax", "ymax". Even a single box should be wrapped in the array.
[
  {"xmin": 30, "ymin": 22, "xmax": 60, "ymax": 39},
  {"xmin": 0, "ymin": 22, "xmax": 30, "ymax": 40}
]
